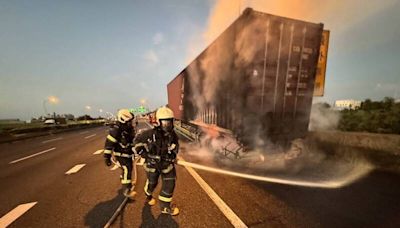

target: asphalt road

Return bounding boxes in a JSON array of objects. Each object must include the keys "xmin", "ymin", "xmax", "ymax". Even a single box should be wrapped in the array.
[{"xmin": 0, "ymin": 120, "xmax": 400, "ymax": 228}]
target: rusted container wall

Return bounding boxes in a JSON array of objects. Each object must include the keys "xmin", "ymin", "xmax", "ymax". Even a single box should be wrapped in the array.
[
  {"xmin": 167, "ymin": 74, "xmax": 184, "ymax": 120},
  {"xmin": 169, "ymin": 8, "xmax": 324, "ymax": 147}
]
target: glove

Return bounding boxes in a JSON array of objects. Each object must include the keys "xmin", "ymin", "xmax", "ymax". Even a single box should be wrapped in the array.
[
  {"xmin": 168, "ymin": 144, "xmax": 177, "ymax": 151},
  {"xmin": 135, "ymin": 147, "xmax": 148, "ymax": 158},
  {"xmin": 167, "ymin": 150, "xmax": 177, "ymax": 159},
  {"xmin": 140, "ymin": 152, "xmax": 148, "ymax": 159}
]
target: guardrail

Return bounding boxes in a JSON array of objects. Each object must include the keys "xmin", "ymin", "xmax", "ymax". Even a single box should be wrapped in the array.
[{"xmin": 0, "ymin": 121, "xmax": 106, "ymax": 144}]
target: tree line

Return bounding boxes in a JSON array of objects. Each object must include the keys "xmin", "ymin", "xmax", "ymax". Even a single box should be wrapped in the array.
[{"xmin": 337, "ymin": 97, "xmax": 400, "ymax": 134}]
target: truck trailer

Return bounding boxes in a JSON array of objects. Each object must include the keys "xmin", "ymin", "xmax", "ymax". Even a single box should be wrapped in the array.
[{"xmin": 168, "ymin": 8, "xmax": 328, "ymax": 149}]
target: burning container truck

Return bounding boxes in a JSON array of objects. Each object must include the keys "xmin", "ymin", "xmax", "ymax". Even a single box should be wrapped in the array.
[{"xmin": 168, "ymin": 8, "xmax": 328, "ymax": 150}]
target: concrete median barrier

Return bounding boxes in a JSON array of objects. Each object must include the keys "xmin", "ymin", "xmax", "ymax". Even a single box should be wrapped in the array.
[{"xmin": 0, "ymin": 121, "xmax": 105, "ymax": 144}]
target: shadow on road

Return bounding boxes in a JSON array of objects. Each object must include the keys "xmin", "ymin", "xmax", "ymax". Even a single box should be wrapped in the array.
[
  {"xmin": 84, "ymin": 189, "xmax": 126, "ymax": 228},
  {"xmin": 254, "ymin": 170, "xmax": 400, "ymax": 228},
  {"xmin": 140, "ymin": 204, "xmax": 179, "ymax": 228}
]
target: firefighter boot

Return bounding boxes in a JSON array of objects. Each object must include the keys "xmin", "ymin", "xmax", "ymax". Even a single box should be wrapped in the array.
[
  {"xmin": 123, "ymin": 189, "xmax": 137, "ymax": 199},
  {"xmin": 146, "ymin": 195, "xmax": 156, "ymax": 206},
  {"xmin": 161, "ymin": 206, "xmax": 179, "ymax": 216}
]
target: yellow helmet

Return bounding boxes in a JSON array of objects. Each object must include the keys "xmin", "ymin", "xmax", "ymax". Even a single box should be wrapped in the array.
[
  {"xmin": 156, "ymin": 107, "xmax": 174, "ymax": 132},
  {"xmin": 117, "ymin": 109, "xmax": 134, "ymax": 123},
  {"xmin": 156, "ymin": 107, "xmax": 174, "ymax": 121}
]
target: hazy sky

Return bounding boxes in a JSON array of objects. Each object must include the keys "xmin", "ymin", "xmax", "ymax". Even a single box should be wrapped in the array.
[{"xmin": 1, "ymin": 0, "xmax": 399, "ymax": 121}]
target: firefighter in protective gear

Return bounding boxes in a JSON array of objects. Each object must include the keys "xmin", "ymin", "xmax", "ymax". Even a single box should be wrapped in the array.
[
  {"xmin": 133, "ymin": 107, "xmax": 179, "ymax": 216},
  {"xmin": 104, "ymin": 109, "xmax": 137, "ymax": 198}
]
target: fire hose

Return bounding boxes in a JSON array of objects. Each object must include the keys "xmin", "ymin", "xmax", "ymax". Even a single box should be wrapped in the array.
[
  {"xmin": 103, "ymin": 157, "xmax": 139, "ymax": 228},
  {"xmin": 176, "ymin": 159, "xmax": 344, "ymax": 188},
  {"xmin": 104, "ymin": 154, "xmax": 347, "ymax": 227}
]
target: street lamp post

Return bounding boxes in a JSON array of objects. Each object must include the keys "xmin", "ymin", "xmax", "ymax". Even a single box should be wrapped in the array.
[
  {"xmin": 85, "ymin": 106, "xmax": 92, "ymax": 121},
  {"xmin": 43, "ymin": 100, "xmax": 48, "ymax": 116},
  {"xmin": 140, "ymin": 98, "xmax": 151, "ymax": 113},
  {"xmin": 43, "ymin": 96, "xmax": 59, "ymax": 117}
]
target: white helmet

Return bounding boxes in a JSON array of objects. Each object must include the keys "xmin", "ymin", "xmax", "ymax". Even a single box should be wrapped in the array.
[{"xmin": 117, "ymin": 109, "xmax": 134, "ymax": 123}]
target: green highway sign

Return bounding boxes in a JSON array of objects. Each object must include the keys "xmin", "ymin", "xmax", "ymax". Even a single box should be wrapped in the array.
[{"xmin": 129, "ymin": 106, "xmax": 149, "ymax": 114}]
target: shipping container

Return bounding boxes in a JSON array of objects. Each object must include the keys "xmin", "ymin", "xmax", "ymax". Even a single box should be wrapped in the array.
[{"xmin": 167, "ymin": 8, "xmax": 326, "ymax": 148}]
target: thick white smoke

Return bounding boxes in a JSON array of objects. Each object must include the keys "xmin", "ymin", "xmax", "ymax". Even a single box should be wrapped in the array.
[
  {"xmin": 179, "ymin": 0, "xmax": 379, "ymax": 188},
  {"xmin": 309, "ymin": 103, "xmax": 340, "ymax": 131}
]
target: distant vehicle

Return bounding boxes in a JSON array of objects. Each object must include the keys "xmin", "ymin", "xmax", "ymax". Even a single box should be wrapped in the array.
[
  {"xmin": 44, "ymin": 119, "xmax": 56, "ymax": 125},
  {"xmin": 104, "ymin": 120, "xmax": 115, "ymax": 126},
  {"xmin": 148, "ymin": 112, "xmax": 157, "ymax": 125}
]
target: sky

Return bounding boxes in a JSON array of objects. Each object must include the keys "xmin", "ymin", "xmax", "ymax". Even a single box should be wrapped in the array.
[{"xmin": 1, "ymin": 0, "xmax": 399, "ymax": 121}]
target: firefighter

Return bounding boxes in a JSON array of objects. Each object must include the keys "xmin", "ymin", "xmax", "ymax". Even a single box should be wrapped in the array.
[
  {"xmin": 103, "ymin": 109, "xmax": 137, "ymax": 198},
  {"xmin": 133, "ymin": 107, "xmax": 179, "ymax": 216}
]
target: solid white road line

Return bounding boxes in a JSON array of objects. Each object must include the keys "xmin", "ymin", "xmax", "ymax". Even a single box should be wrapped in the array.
[
  {"xmin": 93, "ymin": 149, "xmax": 103, "ymax": 155},
  {"xmin": 79, "ymin": 131, "xmax": 89, "ymax": 135},
  {"xmin": 0, "ymin": 202, "xmax": 37, "ymax": 227},
  {"xmin": 42, "ymin": 137, "xmax": 62, "ymax": 144},
  {"xmin": 84, "ymin": 134, "xmax": 96, "ymax": 139},
  {"xmin": 9, "ymin": 148, "xmax": 56, "ymax": 164},
  {"xmin": 65, "ymin": 164, "xmax": 86, "ymax": 175},
  {"xmin": 180, "ymin": 157, "xmax": 248, "ymax": 228}
]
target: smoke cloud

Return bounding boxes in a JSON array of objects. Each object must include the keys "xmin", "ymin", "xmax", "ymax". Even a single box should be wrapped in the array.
[
  {"xmin": 178, "ymin": 0, "xmax": 385, "ymax": 188},
  {"xmin": 309, "ymin": 103, "xmax": 340, "ymax": 131},
  {"xmin": 181, "ymin": 136, "xmax": 373, "ymax": 188},
  {"xmin": 203, "ymin": 0, "xmax": 397, "ymax": 44}
]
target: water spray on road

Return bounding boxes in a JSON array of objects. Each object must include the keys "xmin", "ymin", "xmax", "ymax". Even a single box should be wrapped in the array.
[
  {"xmin": 180, "ymin": 137, "xmax": 374, "ymax": 189},
  {"xmin": 177, "ymin": 158, "xmax": 372, "ymax": 188}
]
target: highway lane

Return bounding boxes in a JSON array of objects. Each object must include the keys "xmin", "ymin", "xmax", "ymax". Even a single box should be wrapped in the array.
[
  {"xmin": 7, "ymin": 137, "xmax": 122, "ymax": 227},
  {"xmin": 177, "ymin": 145, "xmax": 400, "ymax": 228},
  {"xmin": 0, "ymin": 127, "xmax": 109, "ymax": 221},
  {"xmin": 0, "ymin": 127, "xmax": 107, "ymax": 181},
  {"xmin": 111, "ymin": 164, "xmax": 233, "ymax": 227},
  {"xmin": 2, "ymin": 122, "xmax": 149, "ymax": 227},
  {"xmin": 0, "ymin": 121, "xmax": 234, "ymax": 227},
  {"xmin": 0, "ymin": 127, "xmax": 105, "ymax": 165},
  {"xmin": 109, "ymin": 121, "xmax": 234, "ymax": 227},
  {"xmin": 1, "ymin": 120, "xmax": 400, "ymax": 227}
]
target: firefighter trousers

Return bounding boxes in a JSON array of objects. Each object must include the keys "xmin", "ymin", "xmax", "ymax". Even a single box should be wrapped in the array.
[
  {"xmin": 144, "ymin": 163, "xmax": 176, "ymax": 209},
  {"xmin": 116, "ymin": 156, "xmax": 133, "ymax": 190}
]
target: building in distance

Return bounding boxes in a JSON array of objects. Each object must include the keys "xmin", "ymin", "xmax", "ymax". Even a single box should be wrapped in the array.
[{"xmin": 334, "ymin": 99, "xmax": 362, "ymax": 110}]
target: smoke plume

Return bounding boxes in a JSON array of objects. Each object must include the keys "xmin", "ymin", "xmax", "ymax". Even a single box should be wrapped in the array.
[
  {"xmin": 309, "ymin": 103, "xmax": 340, "ymax": 131},
  {"xmin": 181, "ymin": 137, "xmax": 373, "ymax": 188},
  {"xmin": 203, "ymin": 0, "xmax": 397, "ymax": 44},
  {"xmin": 178, "ymin": 0, "xmax": 386, "ymax": 188}
]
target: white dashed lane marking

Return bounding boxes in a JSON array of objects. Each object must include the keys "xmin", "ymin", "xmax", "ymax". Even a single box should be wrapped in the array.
[
  {"xmin": 79, "ymin": 131, "xmax": 89, "ymax": 135},
  {"xmin": 42, "ymin": 137, "xmax": 62, "ymax": 144},
  {"xmin": 9, "ymin": 148, "xmax": 56, "ymax": 164},
  {"xmin": 0, "ymin": 202, "xmax": 37, "ymax": 227},
  {"xmin": 93, "ymin": 149, "xmax": 103, "ymax": 155},
  {"xmin": 84, "ymin": 134, "xmax": 96, "ymax": 139},
  {"xmin": 65, "ymin": 164, "xmax": 86, "ymax": 175}
]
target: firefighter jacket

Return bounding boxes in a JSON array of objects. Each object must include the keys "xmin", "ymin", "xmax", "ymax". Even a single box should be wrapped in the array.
[
  {"xmin": 104, "ymin": 123, "xmax": 136, "ymax": 158},
  {"xmin": 133, "ymin": 126, "xmax": 179, "ymax": 172}
]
